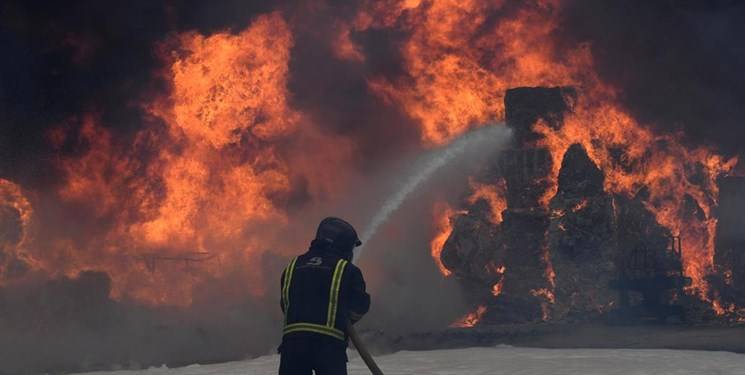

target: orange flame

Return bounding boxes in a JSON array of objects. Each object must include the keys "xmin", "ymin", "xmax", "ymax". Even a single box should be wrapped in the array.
[
  {"xmin": 430, "ymin": 203, "xmax": 465, "ymax": 277},
  {"xmin": 357, "ymin": 0, "xmax": 738, "ymax": 313},
  {"xmin": 492, "ymin": 278, "xmax": 504, "ymax": 297},
  {"xmin": 0, "ymin": 179, "xmax": 34, "ymax": 250},
  {"xmin": 535, "ymin": 102, "xmax": 738, "ymax": 302},
  {"xmin": 530, "ymin": 288, "xmax": 555, "ymax": 321},
  {"xmin": 52, "ymin": 13, "xmax": 302, "ymax": 305},
  {"xmin": 450, "ymin": 305, "xmax": 487, "ymax": 328},
  {"xmin": 358, "ymin": 0, "xmax": 586, "ymax": 146},
  {"xmin": 12, "ymin": 1, "xmax": 739, "ymax": 316},
  {"xmin": 530, "ymin": 288, "xmax": 556, "ymax": 304},
  {"xmin": 333, "ymin": 23, "xmax": 365, "ymax": 62},
  {"xmin": 467, "ymin": 178, "xmax": 507, "ymax": 224},
  {"xmin": 489, "ymin": 264, "xmax": 506, "ymax": 296},
  {"xmin": 571, "ymin": 199, "xmax": 589, "ymax": 213},
  {"xmin": 0, "ymin": 179, "xmax": 39, "ymax": 278}
]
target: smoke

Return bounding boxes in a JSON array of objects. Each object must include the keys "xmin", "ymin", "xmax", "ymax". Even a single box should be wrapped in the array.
[
  {"xmin": 0, "ymin": 270, "xmax": 283, "ymax": 374},
  {"xmin": 0, "ymin": 123, "xmax": 511, "ymax": 372},
  {"xmin": 555, "ymin": 0, "xmax": 745, "ymax": 157},
  {"xmin": 357, "ymin": 124, "xmax": 511, "ymax": 259},
  {"xmin": 347, "ymin": 124, "xmax": 512, "ymax": 336}
]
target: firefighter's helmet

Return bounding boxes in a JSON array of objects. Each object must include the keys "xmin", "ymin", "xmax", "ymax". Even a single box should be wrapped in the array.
[{"xmin": 315, "ymin": 217, "xmax": 362, "ymax": 255}]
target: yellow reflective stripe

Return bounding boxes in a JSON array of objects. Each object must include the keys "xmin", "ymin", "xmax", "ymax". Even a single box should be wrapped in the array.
[
  {"xmin": 326, "ymin": 260, "xmax": 343, "ymax": 325},
  {"xmin": 281, "ymin": 259, "xmax": 290, "ymax": 310},
  {"xmin": 282, "ymin": 257, "xmax": 297, "ymax": 316},
  {"xmin": 327, "ymin": 259, "xmax": 347, "ymax": 329},
  {"xmin": 283, "ymin": 322, "xmax": 345, "ymax": 341}
]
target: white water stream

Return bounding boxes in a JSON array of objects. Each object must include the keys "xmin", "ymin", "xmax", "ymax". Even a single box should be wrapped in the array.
[{"xmin": 355, "ymin": 124, "xmax": 511, "ymax": 261}]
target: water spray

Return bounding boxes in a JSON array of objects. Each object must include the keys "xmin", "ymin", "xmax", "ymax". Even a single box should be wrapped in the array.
[
  {"xmin": 348, "ymin": 124, "xmax": 511, "ymax": 374},
  {"xmin": 355, "ymin": 123, "xmax": 511, "ymax": 261}
]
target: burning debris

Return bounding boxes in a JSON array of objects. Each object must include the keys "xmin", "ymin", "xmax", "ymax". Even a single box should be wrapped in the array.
[
  {"xmin": 548, "ymin": 142, "xmax": 616, "ymax": 320},
  {"xmin": 450, "ymin": 305, "xmax": 487, "ymax": 328},
  {"xmin": 439, "ymin": 86, "xmax": 741, "ymax": 325},
  {"xmin": 0, "ymin": 179, "xmax": 35, "ymax": 281},
  {"xmin": 430, "ymin": 203, "xmax": 459, "ymax": 277}
]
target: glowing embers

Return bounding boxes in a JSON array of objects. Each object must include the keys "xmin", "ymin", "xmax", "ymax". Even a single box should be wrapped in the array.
[
  {"xmin": 450, "ymin": 305, "xmax": 487, "ymax": 328},
  {"xmin": 530, "ymin": 288, "xmax": 555, "ymax": 321},
  {"xmin": 570, "ymin": 199, "xmax": 589, "ymax": 213},
  {"xmin": 530, "ymin": 288, "xmax": 556, "ymax": 304},
  {"xmin": 489, "ymin": 264, "xmax": 506, "ymax": 296},
  {"xmin": 492, "ymin": 278, "xmax": 505, "ymax": 297}
]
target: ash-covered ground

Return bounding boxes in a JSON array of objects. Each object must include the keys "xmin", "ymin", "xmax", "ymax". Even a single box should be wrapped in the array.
[{"xmin": 75, "ymin": 345, "xmax": 745, "ymax": 375}]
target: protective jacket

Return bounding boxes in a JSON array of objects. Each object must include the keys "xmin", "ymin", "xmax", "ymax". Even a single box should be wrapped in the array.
[{"xmin": 280, "ymin": 242, "xmax": 370, "ymax": 346}]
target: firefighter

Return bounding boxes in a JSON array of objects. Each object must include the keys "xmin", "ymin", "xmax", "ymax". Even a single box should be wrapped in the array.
[{"xmin": 279, "ymin": 217, "xmax": 371, "ymax": 375}]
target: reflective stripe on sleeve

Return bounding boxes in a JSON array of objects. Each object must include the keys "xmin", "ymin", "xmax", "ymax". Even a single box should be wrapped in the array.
[{"xmin": 282, "ymin": 257, "xmax": 297, "ymax": 318}]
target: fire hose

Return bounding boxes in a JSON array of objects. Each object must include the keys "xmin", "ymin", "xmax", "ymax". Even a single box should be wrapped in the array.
[
  {"xmin": 348, "ymin": 249, "xmax": 384, "ymax": 375},
  {"xmin": 347, "ymin": 322, "xmax": 384, "ymax": 375}
]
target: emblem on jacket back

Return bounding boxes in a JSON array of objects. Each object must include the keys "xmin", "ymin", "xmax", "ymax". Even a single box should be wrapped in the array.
[{"xmin": 308, "ymin": 257, "xmax": 323, "ymax": 266}]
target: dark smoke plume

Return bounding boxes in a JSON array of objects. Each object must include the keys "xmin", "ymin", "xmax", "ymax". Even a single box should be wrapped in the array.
[{"xmin": 556, "ymin": 0, "xmax": 745, "ymax": 157}]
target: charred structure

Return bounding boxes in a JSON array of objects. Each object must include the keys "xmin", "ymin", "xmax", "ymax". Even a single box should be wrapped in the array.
[
  {"xmin": 441, "ymin": 87, "xmax": 738, "ymax": 324},
  {"xmin": 713, "ymin": 177, "xmax": 745, "ymax": 307}
]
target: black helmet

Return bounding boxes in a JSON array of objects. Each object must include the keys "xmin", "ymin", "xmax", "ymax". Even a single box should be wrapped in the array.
[{"xmin": 315, "ymin": 217, "xmax": 362, "ymax": 255}]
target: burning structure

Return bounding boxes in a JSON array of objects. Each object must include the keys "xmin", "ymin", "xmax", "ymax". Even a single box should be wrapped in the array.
[
  {"xmin": 440, "ymin": 86, "xmax": 740, "ymax": 325},
  {"xmin": 713, "ymin": 177, "xmax": 745, "ymax": 309}
]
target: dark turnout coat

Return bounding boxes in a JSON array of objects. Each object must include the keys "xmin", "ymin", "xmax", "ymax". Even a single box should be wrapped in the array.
[{"xmin": 279, "ymin": 245, "xmax": 370, "ymax": 347}]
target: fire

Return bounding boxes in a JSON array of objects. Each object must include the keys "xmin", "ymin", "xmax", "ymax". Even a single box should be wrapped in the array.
[
  {"xmin": 333, "ymin": 23, "xmax": 365, "ymax": 62},
  {"xmin": 450, "ymin": 305, "xmax": 487, "ymax": 328},
  {"xmin": 357, "ymin": 0, "xmax": 586, "ymax": 145},
  {"xmin": 489, "ymin": 264, "xmax": 506, "ymax": 275},
  {"xmin": 159, "ymin": 14, "xmax": 298, "ymax": 149},
  {"xmin": 49, "ymin": 13, "xmax": 305, "ymax": 305},
  {"xmin": 490, "ymin": 264, "xmax": 506, "ymax": 296},
  {"xmin": 530, "ymin": 288, "xmax": 555, "ymax": 321},
  {"xmin": 430, "ymin": 203, "xmax": 464, "ymax": 277},
  {"xmin": 132, "ymin": 12, "xmax": 303, "ymax": 302},
  {"xmin": 355, "ymin": 0, "xmax": 738, "ymax": 313},
  {"xmin": 530, "ymin": 288, "xmax": 555, "ymax": 304},
  {"xmin": 0, "ymin": 179, "xmax": 33, "ymax": 249},
  {"xmin": 467, "ymin": 178, "xmax": 507, "ymax": 224},
  {"xmin": 3, "ymin": 0, "xmax": 737, "ymax": 318},
  {"xmin": 0, "ymin": 179, "xmax": 38, "ymax": 280},
  {"xmin": 492, "ymin": 279, "xmax": 504, "ymax": 297},
  {"xmin": 536, "ymin": 102, "xmax": 738, "ymax": 302},
  {"xmin": 724, "ymin": 270, "xmax": 733, "ymax": 286},
  {"xmin": 571, "ymin": 199, "xmax": 588, "ymax": 212}
]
